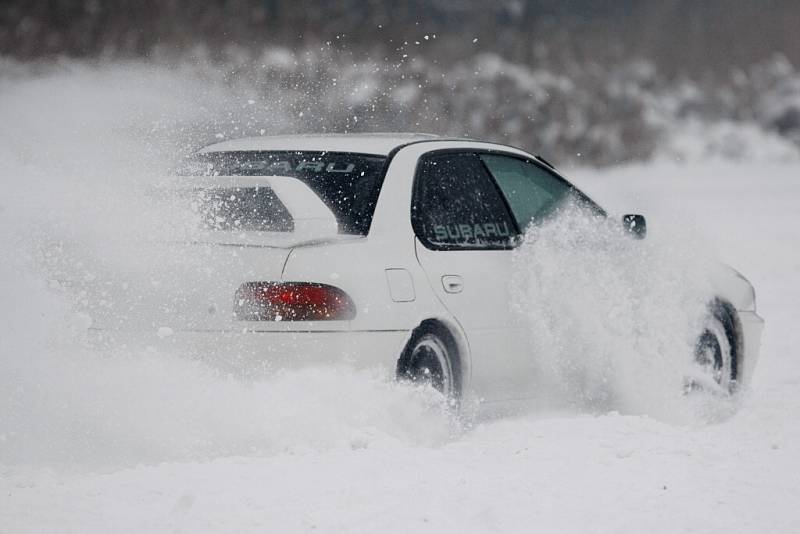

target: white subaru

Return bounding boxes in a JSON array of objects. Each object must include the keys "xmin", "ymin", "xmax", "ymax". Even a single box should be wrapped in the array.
[{"xmin": 88, "ymin": 133, "xmax": 764, "ymax": 404}]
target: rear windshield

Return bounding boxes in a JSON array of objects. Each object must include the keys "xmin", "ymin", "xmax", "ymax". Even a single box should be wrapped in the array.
[{"xmin": 177, "ymin": 151, "xmax": 387, "ymax": 235}]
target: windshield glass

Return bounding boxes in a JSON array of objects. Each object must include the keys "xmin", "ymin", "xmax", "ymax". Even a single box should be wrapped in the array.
[{"xmin": 177, "ymin": 151, "xmax": 387, "ymax": 235}]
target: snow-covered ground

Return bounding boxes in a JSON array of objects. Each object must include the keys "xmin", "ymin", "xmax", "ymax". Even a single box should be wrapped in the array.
[{"xmin": 1, "ymin": 66, "xmax": 800, "ymax": 533}]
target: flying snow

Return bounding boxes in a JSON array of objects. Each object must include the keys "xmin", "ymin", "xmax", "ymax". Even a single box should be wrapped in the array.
[
  {"xmin": 0, "ymin": 62, "xmax": 736, "ymax": 472},
  {"xmin": 510, "ymin": 203, "xmax": 720, "ymax": 422}
]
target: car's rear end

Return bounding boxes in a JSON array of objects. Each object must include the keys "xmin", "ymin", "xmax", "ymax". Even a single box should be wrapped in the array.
[{"xmin": 80, "ymin": 142, "xmax": 415, "ymax": 377}]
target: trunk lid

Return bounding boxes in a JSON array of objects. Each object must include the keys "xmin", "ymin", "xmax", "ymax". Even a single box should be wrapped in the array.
[
  {"xmin": 56, "ymin": 175, "xmax": 355, "ymax": 332},
  {"xmin": 71, "ymin": 242, "xmax": 291, "ymax": 332}
]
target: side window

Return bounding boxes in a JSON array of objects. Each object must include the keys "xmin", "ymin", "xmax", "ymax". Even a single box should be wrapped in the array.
[
  {"xmin": 479, "ymin": 154, "xmax": 578, "ymax": 230},
  {"xmin": 412, "ymin": 152, "xmax": 518, "ymax": 249}
]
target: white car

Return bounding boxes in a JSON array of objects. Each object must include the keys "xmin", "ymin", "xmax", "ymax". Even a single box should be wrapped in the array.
[{"xmin": 90, "ymin": 133, "xmax": 764, "ymax": 403}]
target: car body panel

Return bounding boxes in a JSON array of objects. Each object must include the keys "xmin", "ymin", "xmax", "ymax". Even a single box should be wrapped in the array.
[
  {"xmin": 737, "ymin": 310, "xmax": 765, "ymax": 386},
  {"xmin": 77, "ymin": 242, "xmax": 291, "ymax": 332},
  {"xmin": 710, "ymin": 263, "xmax": 758, "ymax": 312},
  {"xmin": 87, "ymin": 327, "xmax": 409, "ymax": 378},
  {"xmin": 413, "ymin": 240, "xmax": 536, "ymax": 399}
]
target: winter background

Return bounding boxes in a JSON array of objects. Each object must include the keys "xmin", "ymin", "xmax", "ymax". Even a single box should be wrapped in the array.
[{"xmin": 1, "ymin": 1, "xmax": 799, "ymax": 532}]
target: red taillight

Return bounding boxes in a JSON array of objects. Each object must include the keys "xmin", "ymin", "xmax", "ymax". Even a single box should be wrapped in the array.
[{"xmin": 234, "ymin": 282, "xmax": 356, "ymax": 321}]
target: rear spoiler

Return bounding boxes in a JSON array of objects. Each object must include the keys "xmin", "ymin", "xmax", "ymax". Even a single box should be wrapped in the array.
[{"xmin": 188, "ymin": 175, "xmax": 339, "ymax": 237}]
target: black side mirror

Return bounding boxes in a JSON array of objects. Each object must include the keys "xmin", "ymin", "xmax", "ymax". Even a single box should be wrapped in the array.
[{"xmin": 623, "ymin": 214, "xmax": 647, "ymax": 239}]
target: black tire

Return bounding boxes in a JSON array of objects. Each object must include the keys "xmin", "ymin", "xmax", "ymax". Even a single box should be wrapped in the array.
[
  {"xmin": 692, "ymin": 300, "xmax": 739, "ymax": 393},
  {"xmin": 398, "ymin": 326, "xmax": 460, "ymax": 400}
]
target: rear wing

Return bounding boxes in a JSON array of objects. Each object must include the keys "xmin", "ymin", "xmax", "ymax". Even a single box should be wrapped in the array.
[{"xmin": 186, "ymin": 175, "xmax": 339, "ymax": 237}]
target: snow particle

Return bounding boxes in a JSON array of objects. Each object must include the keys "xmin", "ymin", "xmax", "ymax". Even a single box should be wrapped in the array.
[{"xmin": 157, "ymin": 326, "xmax": 174, "ymax": 339}]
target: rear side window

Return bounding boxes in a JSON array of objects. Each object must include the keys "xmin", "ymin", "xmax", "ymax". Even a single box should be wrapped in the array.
[
  {"xmin": 177, "ymin": 151, "xmax": 387, "ymax": 235},
  {"xmin": 412, "ymin": 152, "xmax": 518, "ymax": 249}
]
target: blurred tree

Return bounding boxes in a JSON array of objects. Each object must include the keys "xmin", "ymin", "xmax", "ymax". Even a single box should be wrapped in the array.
[
  {"xmin": 1, "ymin": 0, "xmax": 797, "ymax": 74},
  {"xmin": 2, "ymin": 0, "xmax": 797, "ymax": 164}
]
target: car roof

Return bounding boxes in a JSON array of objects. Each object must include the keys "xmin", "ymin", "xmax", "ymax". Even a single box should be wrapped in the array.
[{"xmin": 198, "ymin": 133, "xmax": 447, "ymax": 156}]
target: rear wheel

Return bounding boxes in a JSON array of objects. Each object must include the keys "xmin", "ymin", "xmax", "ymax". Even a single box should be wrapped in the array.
[{"xmin": 399, "ymin": 329, "xmax": 459, "ymax": 400}]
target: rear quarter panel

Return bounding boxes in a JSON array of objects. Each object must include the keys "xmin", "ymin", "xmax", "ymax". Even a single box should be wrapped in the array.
[{"xmin": 280, "ymin": 238, "xmax": 444, "ymax": 333}]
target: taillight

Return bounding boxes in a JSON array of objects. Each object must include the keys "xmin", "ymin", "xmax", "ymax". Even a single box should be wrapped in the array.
[{"xmin": 234, "ymin": 282, "xmax": 356, "ymax": 321}]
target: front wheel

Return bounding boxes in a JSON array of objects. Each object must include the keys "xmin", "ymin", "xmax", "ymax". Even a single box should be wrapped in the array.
[{"xmin": 691, "ymin": 301, "xmax": 738, "ymax": 394}]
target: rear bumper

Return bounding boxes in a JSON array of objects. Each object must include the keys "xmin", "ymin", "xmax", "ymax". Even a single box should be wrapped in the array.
[
  {"xmin": 87, "ymin": 328, "xmax": 410, "ymax": 378},
  {"xmin": 738, "ymin": 310, "xmax": 765, "ymax": 386}
]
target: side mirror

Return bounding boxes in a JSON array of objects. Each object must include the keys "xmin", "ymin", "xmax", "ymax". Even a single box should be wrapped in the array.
[{"xmin": 623, "ymin": 214, "xmax": 647, "ymax": 239}]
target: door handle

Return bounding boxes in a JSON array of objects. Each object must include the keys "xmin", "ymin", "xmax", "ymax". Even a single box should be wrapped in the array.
[{"xmin": 441, "ymin": 275, "xmax": 463, "ymax": 294}]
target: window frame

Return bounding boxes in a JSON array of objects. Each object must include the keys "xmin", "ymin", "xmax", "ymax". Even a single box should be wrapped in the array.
[{"xmin": 410, "ymin": 148, "xmax": 606, "ymax": 251}]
